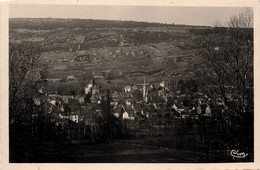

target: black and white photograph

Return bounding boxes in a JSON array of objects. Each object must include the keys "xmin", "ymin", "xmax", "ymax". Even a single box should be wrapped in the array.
[{"xmin": 1, "ymin": 0, "xmax": 259, "ymax": 168}]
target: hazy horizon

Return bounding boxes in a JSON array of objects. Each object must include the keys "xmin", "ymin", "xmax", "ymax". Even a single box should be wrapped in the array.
[{"xmin": 9, "ymin": 5, "xmax": 248, "ymax": 26}]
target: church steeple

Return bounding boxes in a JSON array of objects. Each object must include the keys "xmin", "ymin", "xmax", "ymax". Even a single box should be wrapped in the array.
[{"xmin": 143, "ymin": 75, "xmax": 148, "ymax": 103}]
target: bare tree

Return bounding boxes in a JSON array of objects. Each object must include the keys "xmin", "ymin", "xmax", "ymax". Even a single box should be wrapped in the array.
[
  {"xmin": 195, "ymin": 8, "xmax": 254, "ymax": 155},
  {"xmin": 9, "ymin": 42, "xmax": 47, "ymax": 122},
  {"xmin": 227, "ymin": 8, "xmax": 253, "ymax": 28},
  {"xmin": 9, "ymin": 42, "xmax": 48, "ymax": 162}
]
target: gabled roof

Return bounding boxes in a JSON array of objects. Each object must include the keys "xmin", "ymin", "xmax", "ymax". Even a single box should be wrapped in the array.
[
  {"xmin": 133, "ymin": 103, "xmax": 143, "ymax": 113},
  {"xmin": 67, "ymin": 98, "xmax": 80, "ymax": 105},
  {"xmin": 124, "ymin": 105, "xmax": 135, "ymax": 116},
  {"xmin": 135, "ymin": 112, "xmax": 148, "ymax": 121},
  {"xmin": 59, "ymin": 111, "xmax": 70, "ymax": 117},
  {"xmin": 49, "ymin": 105, "xmax": 61, "ymax": 114},
  {"xmin": 150, "ymin": 96, "xmax": 164, "ymax": 103},
  {"xmin": 199, "ymin": 104, "xmax": 207, "ymax": 110},
  {"xmin": 70, "ymin": 110, "xmax": 80, "ymax": 116},
  {"xmin": 173, "ymin": 102, "xmax": 183, "ymax": 109},
  {"xmin": 114, "ymin": 106, "xmax": 124, "ymax": 114},
  {"xmin": 144, "ymin": 104, "xmax": 156, "ymax": 113},
  {"xmin": 172, "ymin": 103, "xmax": 178, "ymax": 110},
  {"xmin": 77, "ymin": 50, "xmax": 86, "ymax": 56},
  {"xmin": 88, "ymin": 78, "xmax": 97, "ymax": 86},
  {"xmin": 48, "ymin": 112, "xmax": 58, "ymax": 119},
  {"xmin": 69, "ymin": 104, "xmax": 77, "ymax": 112},
  {"xmin": 125, "ymin": 105, "xmax": 134, "ymax": 111}
]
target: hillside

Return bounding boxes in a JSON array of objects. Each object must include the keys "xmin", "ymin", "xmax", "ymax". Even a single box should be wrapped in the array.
[{"xmin": 9, "ymin": 18, "xmax": 214, "ymax": 93}]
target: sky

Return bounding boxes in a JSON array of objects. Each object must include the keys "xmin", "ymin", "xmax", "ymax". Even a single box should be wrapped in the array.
[{"xmin": 9, "ymin": 5, "xmax": 247, "ymax": 26}]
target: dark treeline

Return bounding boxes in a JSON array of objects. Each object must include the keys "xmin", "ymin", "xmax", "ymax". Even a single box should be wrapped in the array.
[
  {"xmin": 189, "ymin": 27, "xmax": 253, "ymax": 38},
  {"xmin": 10, "ymin": 18, "xmax": 173, "ymax": 30}
]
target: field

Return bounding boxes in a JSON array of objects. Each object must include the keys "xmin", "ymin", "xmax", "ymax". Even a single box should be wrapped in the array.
[{"xmin": 9, "ymin": 18, "xmax": 208, "ymax": 94}]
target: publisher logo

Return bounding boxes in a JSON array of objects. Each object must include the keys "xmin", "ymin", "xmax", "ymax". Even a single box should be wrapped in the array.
[{"xmin": 230, "ymin": 150, "xmax": 248, "ymax": 159}]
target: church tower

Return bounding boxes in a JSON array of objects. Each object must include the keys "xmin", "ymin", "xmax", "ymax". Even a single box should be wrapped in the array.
[{"xmin": 143, "ymin": 75, "xmax": 148, "ymax": 103}]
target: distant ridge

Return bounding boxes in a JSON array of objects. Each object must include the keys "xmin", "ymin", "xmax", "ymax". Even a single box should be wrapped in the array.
[
  {"xmin": 9, "ymin": 18, "xmax": 212, "ymax": 30},
  {"xmin": 9, "ymin": 18, "xmax": 175, "ymax": 30}
]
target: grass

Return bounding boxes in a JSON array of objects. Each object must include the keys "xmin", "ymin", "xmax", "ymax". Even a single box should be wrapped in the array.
[
  {"xmin": 115, "ymin": 135, "xmax": 202, "ymax": 151},
  {"xmin": 41, "ymin": 51, "xmax": 75, "ymax": 61},
  {"xmin": 48, "ymin": 70, "xmax": 84, "ymax": 79},
  {"xmin": 10, "ymin": 139, "xmax": 237, "ymax": 163}
]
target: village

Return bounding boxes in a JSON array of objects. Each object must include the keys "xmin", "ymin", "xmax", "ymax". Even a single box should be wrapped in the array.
[{"xmin": 30, "ymin": 72, "xmax": 234, "ymax": 144}]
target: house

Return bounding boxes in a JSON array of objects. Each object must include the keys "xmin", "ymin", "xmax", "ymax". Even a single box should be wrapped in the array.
[
  {"xmin": 132, "ymin": 85, "xmax": 138, "ymax": 90},
  {"xmin": 119, "ymin": 40, "xmax": 130, "ymax": 47},
  {"xmin": 126, "ymin": 99, "xmax": 132, "ymax": 106},
  {"xmin": 122, "ymin": 105, "xmax": 135, "ymax": 120},
  {"xmin": 176, "ymin": 91, "xmax": 181, "ymax": 94},
  {"xmin": 49, "ymin": 98, "xmax": 56, "ymax": 105},
  {"xmin": 67, "ymin": 75, "xmax": 76, "ymax": 81},
  {"xmin": 197, "ymin": 104, "xmax": 208, "ymax": 115},
  {"xmin": 47, "ymin": 78, "xmax": 62, "ymax": 82},
  {"xmin": 132, "ymin": 102, "xmax": 143, "ymax": 114},
  {"xmin": 172, "ymin": 103, "xmax": 184, "ymax": 114},
  {"xmin": 58, "ymin": 112, "xmax": 69, "ymax": 119},
  {"xmin": 159, "ymin": 81, "xmax": 165, "ymax": 88},
  {"xmin": 197, "ymin": 105, "xmax": 202, "ymax": 115},
  {"xmin": 146, "ymin": 103, "xmax": 157, "ymax": 113},
  {"xmin": 148, "ymin": 85, "xmax": 155, "ymax": 91},
  {"xmin": 47, "ymin": 105, "xmax": 61, "ymax": 122},
  {"xmin": 149, "ymin": 95, "xmax": 164, "ymax": 104},
  {"xmin": 124, "ymin": 86, "xmax": 131, "ymax": 93},
  {"xmin": 74, "ymin": 53, "xmax": 91, "ymax": 62},
  {"xmin": 110, "ymin": 100, "xmax": 119, "ymax": 107},
  {"xmin": 194, "ymin": 92, "xmax": 204, "ymax": 97},
  {"xmin": 147, "ymin": 92, "xmax": 156, "ymax": 103},
  {"xmin": 85, "ymin": 78, "xmax": 100, "ymax": 95},
  {"xmin": 205, "ymin": 104, "xmax": 212, "ymax": 117},
  {"xmin": 226, "ymin": 93, "xmax": 232, "ymax": 100},
  {"xmin": 61, "ymin": 95, "xmax": 75, "ymax": 104},
  {"xmin": 33, "ymin": 98, "xmax": 41, "ymax": 105},
  {"xmin": 67, "ymin": 106, "xmax": 83, "ymax": 123},
  {"xmin": 112, "ymin": 92, "xmax": 120, "ymax": 98},
  {"xmin": 93, "ymin": 75, "xmax": 105, "ymax": 79},
  {"xmin": 116, "ymin": 49, "xmax": 121, "ymax": 54},
  {"xmin": 158, "ymin": 89, "xmax": 167, "ymax": 97},
  {"xmin": 78, "ymin": 96, "xmax": 85, "ymax": 104},
  {"xmin": 69, "ymin": 112, "xmax": 79, "ymax": 123},
  {"xmin": 90, "ymin": 95, "xmax": 100, "ymax": 103},
  {"xmin": 113, "ymin": 106, "xmax": 124, "ymax": 118},
  {"xmin": 214, "ymin": 47, "xmax": 220, "ymax": 51}
]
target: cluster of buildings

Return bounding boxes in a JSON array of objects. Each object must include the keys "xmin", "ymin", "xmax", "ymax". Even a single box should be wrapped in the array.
[
  {"xmin": 31, "ymin": 74, "xmax": 234, "ymax": 141},
  {"xmin": 111, "ymin": 76, "xmax": 226, "ymax": 120}
]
